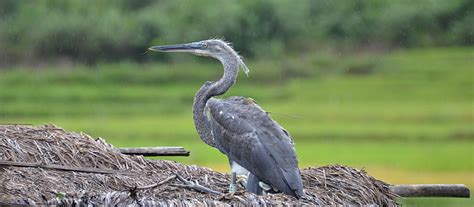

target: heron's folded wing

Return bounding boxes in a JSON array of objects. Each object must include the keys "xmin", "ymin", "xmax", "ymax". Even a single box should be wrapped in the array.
[{"xmin": 208, "ymin": 98, "xmax": 304, "ymax": 197}]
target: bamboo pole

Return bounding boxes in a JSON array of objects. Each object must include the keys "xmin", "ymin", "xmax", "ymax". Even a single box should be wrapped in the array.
[
  {"xmin": 390, "ymin": 184, "xmax": 470, "ymax": 198},
  {"xmin": 118, "ymin": 147, "xmax": 190, "ymax": 156}
]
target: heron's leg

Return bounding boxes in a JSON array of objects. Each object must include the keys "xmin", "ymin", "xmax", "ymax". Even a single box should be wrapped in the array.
[
  {"xmin": 247, "ymin": 173, "xmax": 263, "ymax": 195},
  {"xmin": 229, "ymin": 160, "xmax": 250, "ymax": 192},
  {"xmin": 228, "ymin": 172, "xmax": 238, "ymax": 193}
]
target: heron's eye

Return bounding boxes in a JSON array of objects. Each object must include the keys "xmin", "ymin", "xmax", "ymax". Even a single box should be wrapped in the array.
[{"xmin": 202, "ymin": 43, "xmax": 208, "ymax": 48}]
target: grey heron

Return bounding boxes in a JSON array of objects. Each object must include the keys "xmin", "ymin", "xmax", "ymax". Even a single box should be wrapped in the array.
[{"xmin": 149, "ymin": 39, "xmax": 304, "ymax": 198}]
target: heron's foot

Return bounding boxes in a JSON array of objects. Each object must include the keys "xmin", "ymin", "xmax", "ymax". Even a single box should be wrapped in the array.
[
  {"xmin": 173, "ymin": 174, "xmax": 223, "ymax": 196},
  {"xmin": 259, "ymin": 181, "xmax": 280, "ymax": 195},
  {"xmin": 228, "ymin": 183, "xmax": 238, "ymax": 193},
  {"xmin": 229, "ymin": 172, "xmax": 237, "ymax": 193},
  {"xmin": 236, "ymin": 175, "xmax": 248, "ymax": 190},
  {"xmin": 229, "ymin": 173, "xmax": 248, "ymax": 192}
]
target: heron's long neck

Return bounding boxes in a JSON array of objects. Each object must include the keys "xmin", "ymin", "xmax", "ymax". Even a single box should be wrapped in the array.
[{"xmin": 192, "ymin": 55, "xmax": 238, "ymax": 147}]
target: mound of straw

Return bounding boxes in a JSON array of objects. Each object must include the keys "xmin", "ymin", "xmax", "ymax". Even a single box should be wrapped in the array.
[{"xmin": 0, "ymin": 124, "xmax": 397, "ymax": 206}]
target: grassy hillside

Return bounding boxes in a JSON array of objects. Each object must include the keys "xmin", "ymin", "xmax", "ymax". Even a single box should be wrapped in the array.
[{"xmin": 0, "ymin": 47, "xmax": 472, "ymax": 206}]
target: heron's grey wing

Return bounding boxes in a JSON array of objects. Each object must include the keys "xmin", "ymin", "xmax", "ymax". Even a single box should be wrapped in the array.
[
  {"xmin": 207, "ymin": 97, "xmax": 304, "ymax": 198},
  {"xmin": 209, "ymin": 118, "xmax": 226, "ymax": 154}
]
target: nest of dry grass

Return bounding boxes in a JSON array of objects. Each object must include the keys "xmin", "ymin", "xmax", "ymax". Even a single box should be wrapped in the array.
[{"xmin": 0, "ymin": 124, "xmax": 398, "ymax": 206}]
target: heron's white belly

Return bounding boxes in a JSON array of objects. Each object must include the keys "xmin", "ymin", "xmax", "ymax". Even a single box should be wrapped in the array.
[{"xmin": 230, "ymin": 161, "xmax": 249, "ymax": 176}]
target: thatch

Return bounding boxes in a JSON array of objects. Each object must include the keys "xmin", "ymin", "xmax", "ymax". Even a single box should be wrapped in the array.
[{"xmin": 0, "ymin": 124, "xmax": 398, "ymax": 206}]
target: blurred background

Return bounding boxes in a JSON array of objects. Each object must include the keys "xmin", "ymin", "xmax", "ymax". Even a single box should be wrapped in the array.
[{"xmin": 0, "ymin": 0, "xmax": 472, "ymax": 205}]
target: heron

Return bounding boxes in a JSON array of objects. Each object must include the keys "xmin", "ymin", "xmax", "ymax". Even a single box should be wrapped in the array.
[{"xmin": 149, "ymin": 39, "xmax": 304, "ymax": 198}]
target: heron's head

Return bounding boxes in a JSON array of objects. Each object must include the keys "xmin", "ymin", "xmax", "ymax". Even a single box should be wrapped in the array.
[{"xmin": 149, "ymin": 39, "xmax": 249, "ymax": 76}]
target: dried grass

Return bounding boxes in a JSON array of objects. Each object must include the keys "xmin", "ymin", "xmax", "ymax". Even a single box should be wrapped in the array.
[{"xmin": 0, "ymin": 124, "xmax": 397, "ymax": 206}]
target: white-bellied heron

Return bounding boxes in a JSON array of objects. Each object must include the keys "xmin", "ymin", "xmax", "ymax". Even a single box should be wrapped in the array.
[{"xmin": 149, "ymin": 39, "xmax": 304, "ymax": 198}]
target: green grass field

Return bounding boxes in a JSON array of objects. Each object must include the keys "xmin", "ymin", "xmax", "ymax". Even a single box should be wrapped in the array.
[{"xmin": 1, "ymin": 47, "xmax": 472, "ymax": 206}]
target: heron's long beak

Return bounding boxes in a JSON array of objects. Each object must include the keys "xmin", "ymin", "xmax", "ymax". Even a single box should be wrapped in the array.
[{"xmin": 149, "ymin": 42, "xmax": 201, "ymax": 52}]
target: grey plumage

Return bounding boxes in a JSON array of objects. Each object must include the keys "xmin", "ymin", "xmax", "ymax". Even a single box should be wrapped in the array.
[
  {"xmin": 149, "ymin": 39, "xmax": 304, "ymax": 198},
  {"xmin": 208, "ymin": 97, "xmax": 304, "ymax": 198}
]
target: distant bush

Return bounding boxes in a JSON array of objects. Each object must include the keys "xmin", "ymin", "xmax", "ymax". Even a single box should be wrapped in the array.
[{"xmin": 0, "ymin": 0, "xmax": 472, "ymax": 64}]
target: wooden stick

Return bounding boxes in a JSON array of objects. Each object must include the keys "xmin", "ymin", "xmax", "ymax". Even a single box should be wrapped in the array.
[
  {"xmin": 0, "ymin": 160, "xmax": 130, "ymax": 175},
  {"xmin": 390, "ymin": 184, "xmax": 470, "ymax": 198},
  {"xmin": 118, "ymin": 147, "xmax": 190, "ymax": 156}
]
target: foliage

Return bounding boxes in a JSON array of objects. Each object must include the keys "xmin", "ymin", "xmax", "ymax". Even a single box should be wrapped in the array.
[{"xmin": 0, "ymin": 0, "xmax": 472, "ymax": 64}]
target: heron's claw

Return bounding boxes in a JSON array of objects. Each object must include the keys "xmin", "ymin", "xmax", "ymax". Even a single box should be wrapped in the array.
[
  {"xmin": 236, "ymin": 175, "xmax": 248, "ymax": 189},
  {"xmin": 258, "ymin": 182, "xmax": 271, "ymax": 191},
  {"xmin": 259, "ymin": 181, "xmax": 280, "ymax": 195},
  {"xmin": 228, "ymin": 183, "xmax": 237, "ymax": 193},
  {"xmin": 229, "ymin": 173, "xmax": 249, "ymax": 192}
]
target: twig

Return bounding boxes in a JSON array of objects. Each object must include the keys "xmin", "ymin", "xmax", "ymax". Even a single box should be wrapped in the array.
[
  {"xmin": 118, "ymin": 147, "xmax": 190, "ymax": 156},
  {"xmin": 218, "ymin": 192, "xmax": 247, "ymax": 203},
  {"xmin": 128, "ymin": 175, "xmax": 177, "ymax": 190},
  {"xmin": 173, "ymin": 174, "xmax": 224, "ymax": 196},
  {"xmin": 323, "ymin": 168, "xmax": 327, "ymax": 188},
  {"xmin": 0, "ymin": 160, "xmax": 130, "ymax": 175}
]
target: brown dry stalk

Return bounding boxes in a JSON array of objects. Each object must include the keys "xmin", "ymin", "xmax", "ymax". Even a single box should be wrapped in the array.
[{"xmin": 0, "ymin": 124, "xmax": 398, "ymax": 206}]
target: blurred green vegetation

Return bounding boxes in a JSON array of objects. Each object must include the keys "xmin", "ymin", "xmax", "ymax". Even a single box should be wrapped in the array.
[
  {"xmin": 0, "ymin": 0, "xmax": 472, "ymax": 64},
  {"xmin": 1, "ymin": 48, "xmax": 472, "ymax": 206}
]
